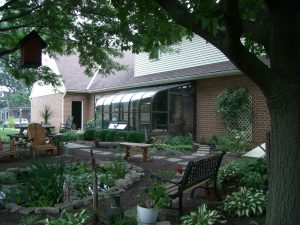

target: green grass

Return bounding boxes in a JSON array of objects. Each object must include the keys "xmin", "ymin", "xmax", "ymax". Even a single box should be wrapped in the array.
[{"xmin": 0, "ymin": 127, "xmax": 19, "ymax": 143}]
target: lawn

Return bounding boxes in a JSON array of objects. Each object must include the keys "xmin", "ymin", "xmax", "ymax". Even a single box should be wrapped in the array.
[{"xmin": 0, "ymin": 127, "xmax": 19, "ymax": 143}]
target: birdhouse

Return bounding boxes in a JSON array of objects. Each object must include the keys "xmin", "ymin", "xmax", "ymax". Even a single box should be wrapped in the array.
[{"xmin": 19, "ymin": 30, "xmax": 47, "ymax": 67}]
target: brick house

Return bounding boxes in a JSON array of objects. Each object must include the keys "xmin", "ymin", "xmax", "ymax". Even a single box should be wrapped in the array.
[{"xmin": 30, "ymin": 36, "xmax": 270, "ymax": 144}]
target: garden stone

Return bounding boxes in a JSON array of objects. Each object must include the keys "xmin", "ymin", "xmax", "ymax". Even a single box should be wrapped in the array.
[
  {"xmin": 54, "ymin": 202, "xmax": 73, "ymax": 211},
  {"xmin": 4, "ymin": 202, "xmax": 18, "ymax": 210},
  {"xmin": 19, "ymin": 207, "xmax": 35, "ymax": 215},
  {"xmin": 11, "ymin": 205, "xmax": 23, "ymax": 212},
  {"xmin": 115, "ymin": 179, "xmax": 132, "ymax": 189},
  {"xmin": 71, "ymin": 200, "xmax": 84, "ymax": 209},
  {"xmin": 0, "ymin": 171, "xmax": 16, "ymax": 184},
  {"xmin": 6, "ymin": 168, "xmax": 18, "ymax": 173},
  {"xmin": 35, "ymin": 207, "xmax": 59, "ymax": 214},
  {"xmin": 156, "ymin": 221, "xmax": 171, "ymax": 225}
]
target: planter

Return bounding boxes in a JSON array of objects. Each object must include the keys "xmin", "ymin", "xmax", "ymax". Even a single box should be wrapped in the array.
[{"xmin": 137, "ymin": 205, "xmax": 158, "ymax": 225}]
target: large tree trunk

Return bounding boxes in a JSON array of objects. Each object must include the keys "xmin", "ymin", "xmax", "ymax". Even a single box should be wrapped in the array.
[
  {"xmin": 266, "ymin": 2, "xmax": 300, "ymax": 224},
  {"xmin": 266, "ymin": 92, "xmax": 300, "ymax": 225}
]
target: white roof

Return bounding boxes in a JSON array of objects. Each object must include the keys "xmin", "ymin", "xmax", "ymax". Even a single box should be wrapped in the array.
[{"xmin": 242, "ymin": 143, "xmax": 266, "ymax": 158}]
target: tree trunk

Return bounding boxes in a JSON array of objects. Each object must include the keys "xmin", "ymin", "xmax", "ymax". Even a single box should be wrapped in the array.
[{"xmin": 266, "ymin": 91, "xmax": 300, "ymax": 225}]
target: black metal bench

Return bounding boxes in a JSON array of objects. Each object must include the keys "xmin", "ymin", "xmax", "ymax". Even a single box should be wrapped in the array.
[{"xmin": 153, "ymin": 151, "xmax": 225, "ymax": 215}]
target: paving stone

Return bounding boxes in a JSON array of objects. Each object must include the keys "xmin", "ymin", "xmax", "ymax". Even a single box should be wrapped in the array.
[
  {"xmin": 131, "ymin": 154, "xmax": 143, "ymax": 158},
  {"xmin": 114, "ymin": 153, "xmax": 126, "ymax": 157},
  {"xmin": 165, "ymin": 158, "xmax": 182, "ymax": 162},
  {"xmin": 192, "ymin": 153, "xmax": 207, "ymax": 156},
  {"xmin": 96, "ymin": 152, "xmax": 113, "ymax": 155},
  {"xmin": 35, "ymin": 207, "xmax": 59, "ymax": 214},
  {"xmin": 156, "ymin": 221, "xmax": 171, "ymax": 225},
  {"xmin": 180, "ymin": 155, "xmax": 197, "ymax": 159},
  {"xmin": 177, "ymin": 161, "xmax": 189, "ymax": 166},
  {"xmin": 19, "ymin": 207, "xmax": 35, "ymax": 215},
  {"xmin": 152, "ymin": 156, "xmax": 166, "ymax": 159}
]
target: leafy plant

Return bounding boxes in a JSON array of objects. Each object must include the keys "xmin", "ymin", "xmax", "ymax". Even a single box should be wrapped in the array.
[
  {"xmin": 181, "ymin": 204, "xmax": 226, "ymax": 225},
  {"xmin": 114, "ymin": 131, "xmax": 128, "ymax": 141},
  {"xmin": 83, "ymin": 129, "xmax": 96, "ymax": 141},
  {"xmin": 63, "ymin": 131, "xmax": 79, "ymax": 142},
  {"xmin": 6, "ymin": 160, "xmax": 65, "ymax": 207},
  {"xmin": 42, "ymin": 209, "xmax": 89, "ymax": 225},
  {"xmin": 217, "ymin": 160, "xmax": 241, "ymax": 187},
  {"xmin": 98, "ymin": 129, "xmax": 109, "ymax": 141},
  {"xmin": 223, "ymin": 187, "xmax": 267, "ymax": 217},
  {"xmin": 240, "ymin": 172, "xmax": 265, "ymax": 189},
  {"xmin": 126, "ymin": 131, "xmax": 145, "ymax": 143},
  {"xmin": 106, "ymin": 130, "xmax": 118, "ymax": 141},
  {"xmin": 40, "ymin": 105, "xmax": 55, "ymax": 124},
  {"xmin": 135, "ymin": 182, "xmax": 171, "ymax": 209}
]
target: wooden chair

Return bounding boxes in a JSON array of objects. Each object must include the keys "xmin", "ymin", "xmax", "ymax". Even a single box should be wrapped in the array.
[
  {"xmin": 0, "ymin": 137, "xmax": 16, "ymax": 159},
  {"xmin": 28, "ymin": 123, "xmax": 56, "ymax": 158}
]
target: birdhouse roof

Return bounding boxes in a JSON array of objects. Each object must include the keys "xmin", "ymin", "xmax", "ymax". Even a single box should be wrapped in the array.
[{"xmin": 18, "ymin": 30, "xmax": 47, "ymax": 48}]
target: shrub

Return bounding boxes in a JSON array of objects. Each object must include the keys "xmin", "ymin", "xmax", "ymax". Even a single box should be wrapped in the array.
[
  {"xmin": 240, "ymin": 172, "xmax": 265, "ymax": 189},
  {"xmin": 114, "ymin": 131, "xmax": 128, "ymax": 141},
  {"xmin": 98, "ymin": 129, "xmax": 109, "ymax": 141},
  {"xmin": 238, "ymin": 158, "xmax": 267, "ymax": 176},
  {"xmin": 106, "ymin": 130, "xmax": 118, "ymax": 141},
  {"xmin": 0, "ymin": 171, "xmax": 17, "ymax": 184},
  {"xmin": 126, "ymin": 131, "xmax": 145, "ymax": 143},
  {"xmin": 43, "ymin": 209, "xmax": 89, "ymax": 225},
  {"xmin": 83, "ymin": 129, "xmax": 96, "ymax": 141},
  {"xmin": 6, "ymin": 160, "xmax": 65, "ymax": 207},
  {"xmin": 217, "ymin": 160, "xmax": 241, "ymax": 187},
  {"xmin": 63, "ymin": 131, "xmax": 79, "ymax": 142},
  {"xmin": 223, "ymin": 187, "xmax": 267, "ymax": 217},
  {"xmin": 181, "ymin": 204, "xmax": 226, "ymax": 225},
  {"xmin": 5, "ymin": 117, "xmax": 15, "ymax": 128},
  {"xmin": 164, "ymin": 134, "xmax": 193, "ymax": 146}
]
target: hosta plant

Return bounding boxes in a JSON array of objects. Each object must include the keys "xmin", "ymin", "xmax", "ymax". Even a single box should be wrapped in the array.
[
  {"xmin": 42, "ymin": 209, "xmax": 89, "ymax": 225},
  {"xmin": 181, "ymin": 204, "xmax": 226, "ymax": 225},
  {"xmin": 217, "ymin": 160, "xmax": 240, "ymax": 187},
  {"xmin": 223, "ymin": 187, "xmax": 267, "ymax": 217}
]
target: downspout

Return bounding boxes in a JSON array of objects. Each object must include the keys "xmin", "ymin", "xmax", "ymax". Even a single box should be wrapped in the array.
[{"xmin": 61, "ymin": 92, "xmax": 66, "ymax": 124}]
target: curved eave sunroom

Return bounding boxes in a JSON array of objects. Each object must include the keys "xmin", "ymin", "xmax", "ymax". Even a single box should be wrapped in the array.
[{"xmin": 95, "ymin": 83, "xmax": 195, "ymax": 136}]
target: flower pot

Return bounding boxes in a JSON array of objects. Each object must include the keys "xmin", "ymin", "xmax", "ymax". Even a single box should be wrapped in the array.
[{"xmin": 137, "ymin": 205, "xmax": 158, "ymax": 225}]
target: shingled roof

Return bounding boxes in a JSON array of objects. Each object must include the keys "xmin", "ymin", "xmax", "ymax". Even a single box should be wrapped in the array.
[{"xmin": 54, "ymin": 51, "xmax": 241, "ymax": 93}]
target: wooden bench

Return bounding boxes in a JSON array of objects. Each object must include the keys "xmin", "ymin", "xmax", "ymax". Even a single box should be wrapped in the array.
[
  {"xmin": 153, "ymin": 152, "xmax": 225, "ymax": 215},
  {"xmin": 0, "ymin": 138, "xmax": 16, "ymax": 160},
  {"xmin": 120, "ymin": 142, "xmax": 153, "ymax": 161}
]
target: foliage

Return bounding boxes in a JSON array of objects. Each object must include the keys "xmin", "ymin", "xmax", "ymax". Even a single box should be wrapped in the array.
[
  {"xmin": 223, "ymin": 187, "xmax": 267, "ymax": 217},
  {"xmin": 98, "ymin": 129, "xmax": 109, "ymax": 141},
  {"xmin": 217, "ymin": 88, "xmax": 251, "ymax": 131},
  {"xmin": 126, "ymin": 131, "xmax": 145, "ymax": 143},
  {"xmin": 19, "ymin": 215, "xmax": 41, "ymax": 225},
  {"xmin": 217, "ymin": 160, "xmax": 241, "ymax": 187},
  {"xmin": 209, "ymin": 130, "xmax": 248, "ymax": 153},
  {"xmin": 109, "ymin": 218, "xmax": 137, "ymax": 225},
  {"xmin": 114, "ymin": 131, "xmax": 128, "ymax": 141},
  {"xmin": 62, "ymin": 131, "xmax": 79, "ymax": 142},
  {"xmin": 39, "ymin": 105, "xmax": 55, "ymax": 124},
  {"xmin": 6, "ymin": 160, "xmax": 65, "ymax": 207},
  {"xmin": 154, "ymin": 135, "xmax": 194, "ymax": 152},
  {"xmin": 164, "ymin": 134, "xmax": 194, "ymax": 146},
  {"xmin": 83, "ymin": 129, "xmax": 96, "ymax": 141},
  {"xmin": 135, "ymin": 182, "xmax": 171, "ymax": 209},
  {"xmin": 7, "ymin": 91, "xmax": 30, "ymax": 108},
  {"xmin": 106, "ymin": 130, "xmax": 118, "ymax": 142},
  {"xmin": 240, "ymin": 172, "xmax": 265, "ymax": 190},
  {"xmin": 0, "ymin": 171, "xmax": 17, "ymax": 184},
  {"xmin": 42, "ymin": 209, "xmax": 89, "ymax": 225},
  {"xmin": 86, "ymin": 119, "xmax": 96, "ymax": 129},
  {"xmin": 4, "ymin": 117, "xmax": 15, "ymax": 128},
  {"xmin": 181, "ymin": 204, "xmax": 226, "ymax": 225}
]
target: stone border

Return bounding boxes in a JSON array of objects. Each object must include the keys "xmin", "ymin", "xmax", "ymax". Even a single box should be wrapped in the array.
[{"xmin": 1, "ymin": 161, "xmax": 144, "ymax": 215}]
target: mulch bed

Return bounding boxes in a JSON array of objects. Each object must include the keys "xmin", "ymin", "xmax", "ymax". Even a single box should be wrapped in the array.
[{"xmin": 0, "ymin": 146, "xmax": 265, "ymax": 225}]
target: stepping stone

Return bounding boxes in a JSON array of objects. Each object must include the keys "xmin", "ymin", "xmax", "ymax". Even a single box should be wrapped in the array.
[
  {"xmin": 131, "ymin": 154, "xmax": 143, "ymax": 158},
  {"xmin": 152, "ymin": 156, "xmax": 166, "ymax": 159},
  {"xmin": 95, "ymin": 152, "xmax": 112, "ymax": 155},
  {"xmin": 166, "ymin": 158, "xmax": 182, "ymax": 162},
  {"xmin": 79, "ymin": 149, "xmax": 90, "ymax": 152},
  {"xmin": 115, "ymin": 153, "xmax": 126, "ymax": 157},
  {"xmin": 177, "ymin": 161, "xmax": 189, "ymax": 166},
  {"xmin": 180, "ymin": 155, "xmax": 197, "ymax": 159},
  {"xmin": 192, "ymin": 153, "xmax": 207, "ymax": 156}
]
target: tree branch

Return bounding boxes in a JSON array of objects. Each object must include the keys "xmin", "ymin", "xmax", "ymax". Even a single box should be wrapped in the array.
[
  {"xmin": 0, "ymin": 22, "xmax": 34, "ymax": 32},
  {"xmin": 0, "ymin": 46, "xmax": 19, "ymax": 57},
  {"xmin": 154, "ymin": 0, "xmax": 221, "ymax": 47}
]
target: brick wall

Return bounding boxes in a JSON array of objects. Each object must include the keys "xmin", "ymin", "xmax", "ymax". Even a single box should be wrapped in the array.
[
  {"xmin": 196, "ymin": 75, "xmax": 271, "ymax": 144},
  {"xmin": 63, "ymin": 93, "xmax": 91, "ymax": 128},
  {"xmin": 31, "ymin": 93, "xmax": 63, "ymax": 131}
]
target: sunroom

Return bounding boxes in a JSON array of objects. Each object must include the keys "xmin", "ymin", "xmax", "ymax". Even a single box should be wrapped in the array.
[{"xmin": 95, "ymin": 83, "xmax": 195, "ymax": 136}]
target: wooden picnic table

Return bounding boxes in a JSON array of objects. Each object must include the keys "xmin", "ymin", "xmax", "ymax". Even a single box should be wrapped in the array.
[
  {"xmin": 120, "ymin": 142, "xmax": 153, "ymax": 162},
  {"xmin": 15, "ymin": 124, "xmax": 55, "ymax": 135}
]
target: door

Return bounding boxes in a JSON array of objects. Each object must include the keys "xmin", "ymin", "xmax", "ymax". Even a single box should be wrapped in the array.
[{"xmin": 72, "ymin": 101, "xmax": 82, "ymax": 130}]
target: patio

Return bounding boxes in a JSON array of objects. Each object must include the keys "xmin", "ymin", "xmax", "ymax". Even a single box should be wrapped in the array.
[{"xmin": 0, "ymin": 142, "xmax": 265, "ymax": 225}]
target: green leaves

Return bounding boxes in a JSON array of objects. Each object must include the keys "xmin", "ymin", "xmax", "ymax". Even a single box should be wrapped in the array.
[
  {"xmin": 223, "ymin": 187, "xmax": 267, "ymax": 217},
  {"xmin": 181, "ymin": 203, "xmax": 226, "ymax": 225},
  {"xmin": 42, "ymin": 209, "xmax": 89, "ymax": 225}
]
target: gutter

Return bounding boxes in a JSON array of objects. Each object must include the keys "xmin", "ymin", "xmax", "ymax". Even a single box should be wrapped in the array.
[{"xmin": 87, "ymin": 69, "xmax": 241, "ymax": 93}]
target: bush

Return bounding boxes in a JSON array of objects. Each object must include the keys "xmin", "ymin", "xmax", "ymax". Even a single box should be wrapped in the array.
[
  {"xmin": 98, "ymin": 129, "xmax": 109, "ymax": 141},
  {"xmin": 126, "ymin": 131, "xmax": 145, "ymax": 143},
  {"xmin": 43, "ymin": 209, "xmax": 89, "ymax": 225},
  {"xmin": 164, "ymin": 134, "xmax": 193, "ymax": 146},
  {"xmin": 240, "ymin": 172, "xmax": 265, "ymax": 189},
  {"xmin": 83, "ymin": 129, "xmax": 96, "ymax": 141},
  {"xmin": 114, "ymin": 131, "xmax": 128, "ymax": 142},
  {"xmin": 223, "ymin": 187, "xmax": 267, "ymax": 217},
  {"xmin": 106, "ymin": 130, "xmax": 118, "ymax": 141},
  {"xmin": 217, "ymin": 160, "xmax": 241, "ymax": 187},
  {"xmin": 5, "ymin": 117, "xmax": 15, "ymax": 128},
  {"xmin": 181, "ymin": 204, "xmax": 226, "ymax": 225},
  {"xmin": 63, "ymin": 131, "xmax": 79, "ymax": 142}
]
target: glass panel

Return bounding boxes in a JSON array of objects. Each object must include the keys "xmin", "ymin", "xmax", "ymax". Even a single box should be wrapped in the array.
[
  {"xmin": 152, "ymin": 113, "xmax": 168, "ymax": 132},
  {"xmin": 152, "ymin": 91, "xmax": 167, "ymax": 111},
  {"xmin": 121, "ymin": 92, "xmax": 136, "ymax": 103},
  {"xmin": 139, "ymin": 97, "xmax": 151, "ymax": 131},
  {"xmin": 141, "ymin": 91, "xmax": 157, "ymax": 99},
  {"xmin": 131, "ymin": 91, "xmax": 147, "ymax": 101},
  {"xmin": 96, "ymin": 96, "xmax": 108, "ymax": 106},
  {"xmin": 112, "ymin": 94, "xmax": 125, "ymax": 103},
  {"xmin": 95, "ymin": 106, "xmax": 102, "ymax": 129},
  {"xmin": 169, "ymin": 94, "xmax": 183, "ymax": 135},
  {"xmin": 103, "ymin": 95, "xmax": 115, "ymax": 105}
]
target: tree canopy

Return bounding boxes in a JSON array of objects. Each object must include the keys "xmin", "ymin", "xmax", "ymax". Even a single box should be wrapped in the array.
[{"xmin": 1, "ymin": 1, "xmax": 300, "ymax": 224}]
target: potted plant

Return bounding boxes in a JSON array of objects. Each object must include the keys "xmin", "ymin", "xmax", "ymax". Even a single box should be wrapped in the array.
[
  {"xmin": 40, "ymin": 105, "xmax": 55, "ymax": 124},
  {"xmin": 135, "ymin": 182, "xmax": 171, "ymax": 224}
]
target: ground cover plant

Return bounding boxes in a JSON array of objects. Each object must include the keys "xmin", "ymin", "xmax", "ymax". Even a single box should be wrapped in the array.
[
  {"xmin": 1, "ymin": 159, "xmax": 128, "ymax": 207},
  {"xmin": 152, "ymin": 134, "xmax": 194, "ymax": 153}
]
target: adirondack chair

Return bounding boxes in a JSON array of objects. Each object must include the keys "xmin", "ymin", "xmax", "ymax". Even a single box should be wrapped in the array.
[
  {"xmin": 28, "ymin": 123, "xmax": 56, "ymax": 158},
  {"xmin": 0, "ymin": 137, "xmax": 16, "ymax": 159}
]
